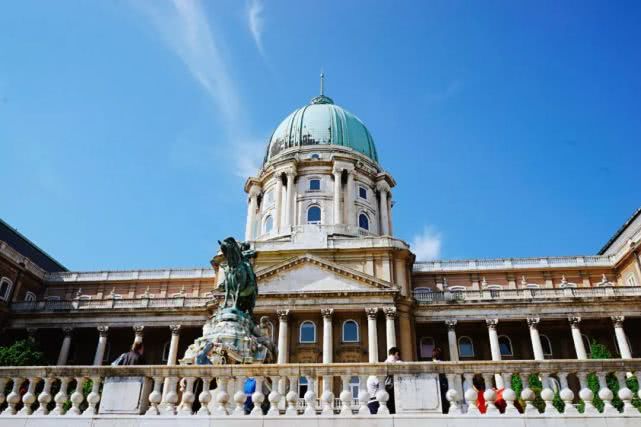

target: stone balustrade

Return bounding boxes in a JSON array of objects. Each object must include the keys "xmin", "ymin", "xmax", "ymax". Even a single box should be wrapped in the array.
[
  {"xmin": 0, "ymin": 360, "xmax": 639, "ymax": 420},
  {"xmin": 414, "ymin": 286, "xmax": 641, "ymax": 304}
]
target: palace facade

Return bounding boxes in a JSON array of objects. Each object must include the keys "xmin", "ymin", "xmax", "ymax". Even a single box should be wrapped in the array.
[{"xmin": 1, "ymin": 88, "xmax": 640, "ymax": 397}]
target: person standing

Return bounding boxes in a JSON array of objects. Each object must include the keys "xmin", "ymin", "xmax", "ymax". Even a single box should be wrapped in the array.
[
  {"xmin": 112, "ymin": 342, "xmax": 146, "ymax": 366},
  {"xmin": 367, "ymin": 346, "xmax": 402, "ymax": 414}
]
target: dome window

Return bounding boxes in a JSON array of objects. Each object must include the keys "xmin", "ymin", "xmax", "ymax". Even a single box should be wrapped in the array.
[
  {"xmin": 309, "ymin": 153, "xmax": 321, "ymax": 160},
  {"xmin": 264, "ymin": 215, "xmax": 274, "ymax": 233},
  {"xmin": 307, "ymin": 206, "xmax": 321, "ymax": 224},
  {"xmin": 309, "ymin": 179, "xmax": 321, "ymax": 191},
  {"xmin": 358, "ymin": 213, "xmax": 369, "ymax": 230},
  {"xmin": 358, "ymin": 186, "xmax": 367, "ymax": 199}
]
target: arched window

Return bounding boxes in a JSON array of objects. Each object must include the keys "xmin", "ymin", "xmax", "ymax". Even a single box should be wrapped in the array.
[
  {"xmin": 307, "ymin": 206, "xmax": 321, "ymax": 224},
  {"xmin": 414, "ymin": 287, "xmax": 433, "ymax": 303},
  {"xmin": 540, "ymin": 334, "xmax": 553, "ymax": 357},
  {"xmin": 498, "ymin": 335, "xmax": 513, "ymax": 356},
  {"xmin": 264, "ymin": 215, "xmax": 273, "ymax": 233},
  {"xmin": 0, "ymin": 277, "xmax": 13, "ymax": 301},
  {"xmin": 582, "ymin": 334, "xmax": 592, "ymax": 355},
  {"xmin": 24, "ymin": 291, "xmax": 37, "ymax": 302},
  {"xmin": 299, "ymin": 321, "xmax": 316, "ymax": 343},
  {"xmin": 342, "ymin": 320, "xmax": 359, "ymax": 342},
  {"xmin": 419, "ymin": 337, "xmax": 435, "ymax": 359},
  {"xmin": 358, "ymin": 213, "xmax": 369, "ymax": 230},
  {"xmin": 458, "ymin": 336, "xmax": 475, "ymax": 357}
]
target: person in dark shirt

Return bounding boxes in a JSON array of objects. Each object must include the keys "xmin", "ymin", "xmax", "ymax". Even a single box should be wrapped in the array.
[{"xmin": 113, "ymin": 342, "xmax": 146, "ymax": 366}]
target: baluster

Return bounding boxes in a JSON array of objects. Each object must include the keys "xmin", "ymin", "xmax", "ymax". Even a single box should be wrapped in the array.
[
  {"xmin": 250, "ymin": 376, "xmax": 265, "ymax": 416},
  {"xmin": 577, "ymin": 372, "xmax": 598, "ymax": 415},
  {"xmin": 614, "ymin": 372, "xmax": 635, "ymax": 415},
  {"xmin": 558, "ymin": 372, "xmax": 578, "ymax": 415},
  {"xmin": 231, "ymin": 376, "xmax": 246, "ymax": 416},
  {"xmin": 67, "ymin": 377, "xmax": 86, "ymax": 416},
  {"xmin": 597, "ymin": 372, "xmax": 617, "ymax": 415},
  {"xmin": 0, "ymin": 378, "xmax": 7, "ymax": 412},
  {"xmin": 357, "ymin": 375, "xmax": 370, "ymax": 415},
  {"xmin": 285, "ymin": 376, "xmax": 298, "ymax": 416},
  {"xmin": 375, "ymin": 375, "xmax": 389, "ymax": 415},
  {"xmin": 83, "ymin": 376, "xmax": 102, "ymax": 416},
  {"xmin": 463, "ymin": 373, "xmax": 480, "ymax": 416},
  {"xmin": 540, "ymin": 374, "xmax": 558, "ymax": 415},
  {"xmin": 2, "ymin": 377, "xmax": 23, "ymax": 415},
  {"xmin": 519, "ymin": 374, "xmax": 537, "ymax": 415},
  {"xmin": 215, "ymin": 376, "xmax": 231, "ymax": 415},
  {"xmin": 320, "ymin": 375, "xmax": 334, "ymax": 415},
  {"xmin": 18, "ymin": 376, "xmax": 40, "ymax": 415},
  {"xmin": 34, "ymin": 376, "xmax": 54, "ymax": 415},
  {"xmin": 52, "ymin": 377, "xmax": 70, "ymax": 416},
  {"xmin": 482, "ymin": 373, "xmax": 499, "ymax": 415},
  {"xmin": 303, "ymin": 375, "xmax": 317, "ymax": 416},
  {"xmin": 196, "ymin": 377, "xmax": 212, "ymax": 415},
  {"xmin": 146, "ymin": 377, "xmax": 163, "ymax": 415},
  {"xmin": 161, "ymin": 376, "xmax": 179, "ymax": 415},
  {"xmin": 636, "ymin": 372, "xmax": 641, "ymax": 402},
  {"xmin": 339, "ymin": 375, "xmax": 352, "ymax": 416},
  {"xmin": 177, "ymin": 377, "xmax": 196, "ymax": 415},
  {"xmin": 267, "ymin": 375, "xmax": 281, "ymax": 416},
  {"xmin": 445, "ymin": 373, "xmax": 462, "ymax": 415},
  {"xmin": 500, "ymin": 372, "xmax": 519, "ymax": 415}
]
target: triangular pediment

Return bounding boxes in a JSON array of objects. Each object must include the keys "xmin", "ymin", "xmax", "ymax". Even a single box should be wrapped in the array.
[{"xmin": 255, "ymin": 254, "xmax": 396, "ymax": 294}]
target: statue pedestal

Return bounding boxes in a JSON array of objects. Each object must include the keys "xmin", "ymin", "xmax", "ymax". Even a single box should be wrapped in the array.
[
  {"xmin": 99, "ymin": 376, "xmax": 152, "ymax": 414},
  {"xmin": 393, "ymin": 373, "xmax": 442, "ymax": 414}
]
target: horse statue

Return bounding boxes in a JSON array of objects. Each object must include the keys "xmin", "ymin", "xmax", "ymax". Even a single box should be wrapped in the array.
[{"xmin": 216, "ymin": 237, "xmax": 257, "ymax": 316}]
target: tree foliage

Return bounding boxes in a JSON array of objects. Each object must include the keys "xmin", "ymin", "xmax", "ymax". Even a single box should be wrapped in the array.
[{"xmin": 0, "ymin": 339, "xmax": 47, "ymax": 366}]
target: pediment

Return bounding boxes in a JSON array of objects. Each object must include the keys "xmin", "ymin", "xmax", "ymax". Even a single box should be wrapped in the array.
[{"xmin": 255, "ymin": 254, "xmax": 396, "ymax": 294}]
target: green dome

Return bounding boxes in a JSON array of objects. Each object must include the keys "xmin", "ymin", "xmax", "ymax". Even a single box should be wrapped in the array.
[{"xmin": 264, "ymin": 94, "xmax": 378, "ymax": 164}]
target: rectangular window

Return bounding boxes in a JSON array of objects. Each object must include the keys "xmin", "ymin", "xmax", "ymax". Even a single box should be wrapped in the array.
[
  {"xmin": 359, "ymin": 186, "xmax": 367, "ymax": 199},
  {"xmin": 309, "ymin": 179, "xmax": 320, "ymax": 191}
]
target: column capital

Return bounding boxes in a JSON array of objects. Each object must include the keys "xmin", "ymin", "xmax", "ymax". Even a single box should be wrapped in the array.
[
  {"xmin": 568, "ymin": 316, "xmax": 582, "ymax": 327},
  {"xmin": 486, "ymin": 318, "xmax": 499, "ymax": 329},
  {"xmin": 133, "ymin": 325, "xmax": 145, "ymax": 336},
  {"xmin": 169, "ymin": 324, "xmax": 182, "ymax": 335},
  {"xmin": 97, "ymin": 326, "xmax": 109, "ymax": 337},
  {"xmin": 62, "ymin": 327, "xmax": 74, "ymax": 336},
  {"xmin": 445, "ymin": 319, "xmax": 457, "ymax": 330},
  {"xmin": 365, "ymin": 307, "xmax": 379, "ymax": 319},
  {"xmin": 320, "ymin": 308, "xmax": 334, "ymax": 319},
  {"xmin": 276, "ymin": 309, "xmax": 290, "ymax": 321},
  {"xmin": 248, "ymin": 184, "xmax": 262, "ymax": 198},
  {"xmin": 383, "ymin": 307, "xmax": 397, "ymax": 319},
  {"xmin": 611, "ymin": 316, "xmax": 625, "ymax": 327},
  {"xmin": 376, "ymin": 181, "xmax": 391, "ymax": 194},
  {"xmin": 526, "ymin": 317, "xmax": 540, "ymax": 328}
]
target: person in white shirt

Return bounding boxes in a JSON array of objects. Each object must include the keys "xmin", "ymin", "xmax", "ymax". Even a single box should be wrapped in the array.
[{"xmin": 367, "ymin": 347, "xmax": 401, "ymax": 414}]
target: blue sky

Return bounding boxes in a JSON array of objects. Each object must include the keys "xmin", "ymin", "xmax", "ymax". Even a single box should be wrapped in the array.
[{"xmin": 1, "ymin": 0, "xmax": 640, "ymax": 270}]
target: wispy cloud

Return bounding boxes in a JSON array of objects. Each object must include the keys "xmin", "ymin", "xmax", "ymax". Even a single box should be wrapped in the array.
[
  {"xmin": 134, "ymin": 0, "xmax": 265, "ymax": 178},
  {"xmin": 411, "ymin": 226, "xmax": 442, "ymax": 261},
  {"xmin": 247, "ymin": 0, "xmax": 265, "ymax": 56}
]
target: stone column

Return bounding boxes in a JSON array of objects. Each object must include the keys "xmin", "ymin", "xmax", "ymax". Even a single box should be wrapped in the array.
[
  {"xmin": 276, "ymin": 310, "xmax": 290, "ymax": 364},
  {"xmin": 377, "ymin": 182, "xmax": 390, "ymax": 235},
  {"xmin": 93, "ymin": 326, "xmax": 109, "ymax": 366},
  {"xmin": 167, "ymin": 325, "xmax": 181, "ymax": 365},
  {"xmin": 346, "ymin": 171, "xmax": 355, "ymax": 226},
  {"xmin": 245, "ymin": 185, "xmax": 260, "ymax": 241},
  {"xmin": 486, "ymin": 319, "xmax": 504, "ymax": 388},
  {"xmin": 445, "ymin": 320, "xmax": 459, "ymax": 361},
  {"xmin": 133, "ymin": 325, "xmax": 144, "ymax": 345},
  {"xmin": 611, "ymin": 316, "xmax": 632, "ymax": 359},
  {"xmin": 387, "ymin": 193, "xmax": 393, "ymax": 235},
  {"xmin": 56, "ymin": 327, "xmax": 73, "ymax": 366},
  {"xmin": 366, "ymin": 308, "xmax": 379, "ymax": 363},
  {"xmin": 321, "ymin": 309, "xmax": 334, "ymax": 363},
  {"xmin": 384, "ymin": 307, "xmax": 397, "ymax": 352},
  {"xmin": 284, "ymin": 171, "xmax": 296, "ymax": 228},
  {"xmin": 527, "ymin": 318, "xmax": 544, "ymax": 361},
  {"xmin": 568, "ymin": 317, "xmax": 587, "ymax": 360},
  {"xmin": 274, "ymin": 174, "xmax": 283, "ymax": 232},
  {"xmin": 333, "ymin": 169, "xmax": 342, "ymax": 225}
]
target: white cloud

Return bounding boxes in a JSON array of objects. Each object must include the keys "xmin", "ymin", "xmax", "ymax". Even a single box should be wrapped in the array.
[
  {"xmin": 411, "ymin": 226, "xmax": 442, "ymax": 261},
  {"xmin": 234, "ymin": 139, "xmax": 265, "ymax": 178},
  {"xmin": 247, "ymin": 0, "xmax": 265, "ymax": 56}
]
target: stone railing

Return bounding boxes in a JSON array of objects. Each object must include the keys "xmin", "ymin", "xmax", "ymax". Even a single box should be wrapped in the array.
[
  {"xmin": 0, "ymin": 360, "xmax": 639, "ymax": 420},
  {"xmin": 414, "ymin": 255, "xmax": 616, "ymax": 272},
  {"xmin": 11, "ymin": 296, "xmax": 211, "ymax": 312},
  {"xmin": 413, "ymin": 286, "xmax": 641, "ymax": 304}
]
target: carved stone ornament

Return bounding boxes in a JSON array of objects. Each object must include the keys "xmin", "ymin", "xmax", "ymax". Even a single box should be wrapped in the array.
[
  {"xmin": 383, "ymin": 307, "xmax": 397, "ymax": 319},
  {"xmin": 445, "ymin": 320, "xmax": 457, "ymax": 330},
  {"xmin": 277, "ymin": 309, "xmax": 290, "ymax": 321},
  {"xmin": 133, "ymin": 325, "xmax": 145, "ymax": 336},
  {"xmin": 170, "ymin": 325, "xmax": 182, "ymax": 335},
  {"xmin": 526, "ymin": 317, "xmax": 540, "ymax": 328},
  {"xmin": 97, "ymin": 326, "xmax": 109, "ymax": 337},
  {"xmin": 365, "ymin": 307, "xmax": 379, "ymax": 319},
  {"xmin": 321, "ymin": 308, "xmax": 334, "ymax": 319},
  {"xmin": 62, "ymin": 327, "xmax": 74, "ymax": 336},
  {"xmin": 485, "ymin": 319, "xmax": 499, "ymax": 329},
  {"xmin": 611, "ymin": 316, "xmax": 625, "ymax": 327},
  {"xmin": 568, "ymin": 317, "xmax": 582, "ymax": 327}
]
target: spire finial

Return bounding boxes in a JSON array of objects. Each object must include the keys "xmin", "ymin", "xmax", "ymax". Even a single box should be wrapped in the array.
[{"xmin": 320, "ymin": 70, "xmax": 325, "ymax": 96}]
